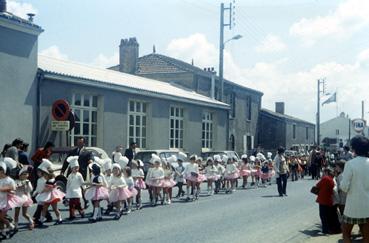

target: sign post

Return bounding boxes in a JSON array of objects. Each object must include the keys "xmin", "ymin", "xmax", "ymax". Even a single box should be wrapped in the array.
[{"xmin": 51, "ymin": 99, "xmax": 73, "ymax": 147}]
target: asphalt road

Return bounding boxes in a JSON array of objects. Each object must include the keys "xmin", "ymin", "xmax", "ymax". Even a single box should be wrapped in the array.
[{"xmin": 10, "ymin": 178, "xmax": 321, "ymax": 243}]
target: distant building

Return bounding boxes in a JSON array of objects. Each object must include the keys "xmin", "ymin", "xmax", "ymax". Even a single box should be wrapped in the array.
[
  {"xmin": 258, "ymin": 102, "xmax": 315, "ymax": 153},
  {"xmin": 320, "ymin": 112, "xmax": 369, "ymax": 150},
  {"xmin": 109, "ymin": 38, "xmax": 263, "ymax": 154},
  {"xmin": 0, "ymin": 11, "xmax": 229, "ymax": 155}
]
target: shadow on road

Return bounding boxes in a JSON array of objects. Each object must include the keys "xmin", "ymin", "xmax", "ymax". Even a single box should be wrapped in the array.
[{"xmin": 261, "ymin": 195, "xmax": 282, "ymax": 198}]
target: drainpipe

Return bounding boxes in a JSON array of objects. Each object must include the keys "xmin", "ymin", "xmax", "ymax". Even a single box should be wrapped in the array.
[{"xmin": 36, "ymin": 70, "xmax": 44, "ymax": 148}]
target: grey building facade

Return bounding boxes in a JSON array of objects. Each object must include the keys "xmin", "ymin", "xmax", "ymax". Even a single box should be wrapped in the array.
[
  {"xmin": 258, "ymin": 102, "xmax": 315, "ymax": 153},
  {"xmin": 0, "ymin": 11, "xmax": 229, "ymax": 155},
  {"xmin": 109, "ymin": 38, "xmax": 263, "ymax": 155},
  {"xmin": 0, "ymin": 11, "xmax": 43, "ymax": 151}
]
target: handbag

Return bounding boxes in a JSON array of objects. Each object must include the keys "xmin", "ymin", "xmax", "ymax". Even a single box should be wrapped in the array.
[{"xmin": 310, "ymin": 186, "xmax": 319, "ymax": 195}]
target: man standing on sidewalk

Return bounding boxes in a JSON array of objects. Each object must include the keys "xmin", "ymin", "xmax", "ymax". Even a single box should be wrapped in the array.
[{"xmin": 274, "ymin": 147, "xmax": 289, "ymax": 197}]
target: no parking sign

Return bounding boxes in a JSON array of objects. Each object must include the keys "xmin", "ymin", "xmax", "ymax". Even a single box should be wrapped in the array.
[{"xmin": 52, "ymin": 99, "xmax": 70, "ymax": 121}]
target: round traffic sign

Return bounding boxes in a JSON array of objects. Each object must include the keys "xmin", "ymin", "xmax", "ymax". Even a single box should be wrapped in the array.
[
  {"xmin": 52, "ymin": 99, "xmax": 71, "ymax": 121},
  {"xmin": 352, "ymin": 118, "xmax": 366, "ymax": 133}
]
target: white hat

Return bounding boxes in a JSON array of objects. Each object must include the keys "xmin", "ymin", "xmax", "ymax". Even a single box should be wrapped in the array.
[
  {"xmin": 137, "ymin": 160, "xmax": 144, "ymax": 167},
  {"xmin": 39, "ymin": 159, "xmax": 53, "ymax": 173},
  {"xmin": 256, "ymin": 152, "xmax": 266, "ymax": 161},
  {"xmin": 196, "ymin": 156, "xmax": 203, "ymax": 162},
  {"xmin": 150, "ymin": 154, "xmax": 161, "ymax": 164},
  {"xmin": 241, "ymin": 154, "xmax": 248, "ymax": 160},
  {"xmin": 249, "ymin": 156, "xmax": 256, "ymax": 162},
  {"xmin": 222, "ymin": 155, "xmax": 229, "ymax": 163},
  {"xmin": 207, "ymin": 157, "xmax": 214, "ymax": 162},
  {"xmin": 67, "ymin": 156, "xmax": 79, "ymax": 168},
  {"xmin": 19, "ymin": 165, "xmax": 31, "ymax": 175},
  {"xmin": 213, "ymin": 154, "xmax": 221, "ymax": 162},
  {"xmin": 3, "ymin": 157, "xmax": 17, "ymax": 170},
  {"xmin": 177, "ymin": 152, "xmax": 187, "ymax": 162},
  {"xmin": 131, "ymin": 160, "xmax": 138, "ymax": 167},
  {"xmin": 267, "ymin": 152, "xmax": 272, "ymax": 159},
  {"xmin": 189, "ymin": 154, "xmax": 197, "ymax": 161},
  {"xmin": 167, "ymin": 155, "xmax": 177, "ymax": 164},
  {"xmin": 103, "ymin": 160, "xmax": 112, "ymax": 172},
  {"xmin": 0, "ymin": 162, "xmax": 7, "ymax": 173},
  {"xmin": 112, "ymin": 163, "xmax": 121, "ymax": 171}
]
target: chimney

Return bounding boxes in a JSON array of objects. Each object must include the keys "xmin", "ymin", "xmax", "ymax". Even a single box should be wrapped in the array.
[
  {"xmin": 27, "ymin": 13, "xmax": 35, "ymax": 22},
  {"xmin": 119, "ymin": 37, "xmax": 139, "ymax": 74},
  {"xmin": 275, "ymin": 102, "xmax": 285, "ymax": 114},
  {"xmin": 0, "ymin": 0, "xmax": 6, "ymax": 13}
]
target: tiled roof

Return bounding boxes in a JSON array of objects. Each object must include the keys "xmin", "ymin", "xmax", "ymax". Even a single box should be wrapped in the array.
[
  {"xmin": 0, "ymin": 12, "xmax": 42, "ymax": 31},
  {"xmin": 38, "ymin": 55, "xmax": 229, "ymax": 109},
  {"xmin": 136, "ymin": 53, "xmax": 263, "ymax": 95},
  {"xmin": 261, "ymin": 108, "xmax": 315, "ymax": 126}
]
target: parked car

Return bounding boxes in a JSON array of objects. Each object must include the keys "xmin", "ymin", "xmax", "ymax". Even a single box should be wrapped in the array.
[
  {"xmin": 134, "ymin": 149, "xmax": 190, "ymax": 175},
  {"xmin": 201, "ymin": 151, "xmax": 240, "ymax": 162},
  {"xmin": 50, "ymin": 147, "xmax": 110, "ymax": 192}
]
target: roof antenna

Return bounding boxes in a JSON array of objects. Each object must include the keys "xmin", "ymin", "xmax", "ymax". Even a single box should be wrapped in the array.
[{"xmin": 153, "ymin": 45, "xmax": 156, "ymax": 54}]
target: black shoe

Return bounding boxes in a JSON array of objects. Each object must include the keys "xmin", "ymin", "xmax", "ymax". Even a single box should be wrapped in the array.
[
  {"xmin": 84, "ymin": 202, "xmax": 90, "ymax": 209},
  {"xmin": 67, "ymin": 216, "xmax": 76, "ymax": 221},
  {"xmin": 89, "ymin": 218, "xmax": 97, "ymax": 223},
  {"xmin": 283, "ymin": 194, "xmax": 288, "ymax": 196},
  {"xmin": 97, "ymin": 217, "xmax": 102, "ymax": 221},
  {"xmin": 279, "ymin": 194, "xmax": 283, "ymax": 197},
  {"xmin": 185, "ymin": 197, "xmax": 191, "ymax": 202},
  {"xmin": 114, "ymin": 214, "xmax": 121, "ymax": 220},
  {"xmin": 54, "ymin": 219, "xmax": 63, "ymax": 225},
  {"xmin": 45, "ymin": 216, "xmax": 53, "ymax": 222},
  {"xmin": 104, "ymin": 209, "xmax": 111, "ymax": 216},
  {"xmin": 80, "ymin": 212, "xmax": 85, "ymax": 218}
]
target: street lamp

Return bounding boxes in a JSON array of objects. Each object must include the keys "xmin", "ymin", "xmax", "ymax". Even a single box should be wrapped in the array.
[{"xmin": 219, "ymin": 34, "xmax": 242, "ymax": 102}]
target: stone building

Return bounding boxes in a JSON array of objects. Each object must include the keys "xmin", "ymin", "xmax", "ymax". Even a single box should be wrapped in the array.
[
  {"xmin": 0, "ymin": 9, "xmax": 229, "ymax": 155},
  {"xmin": 258, "ymin": 102, "xmax": 315, "ymax": 153},
  {"xmin": 109, "ymin": 38, "xmax": 263, "ymax": 155}
]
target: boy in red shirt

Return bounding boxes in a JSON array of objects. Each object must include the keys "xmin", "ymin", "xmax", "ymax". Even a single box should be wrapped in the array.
[{"xmin": 315, "ymin": 168, "xmax": 341, "ymax": 234}]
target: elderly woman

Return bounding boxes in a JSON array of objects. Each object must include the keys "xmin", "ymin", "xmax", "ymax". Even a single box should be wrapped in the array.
[
  {"xmin": 340, "ymin": 136, "xmax": 369, "ymax": 243},
  {"xmin": 274, "ymin": 147, "xmax": 289, "ymax": 197}
]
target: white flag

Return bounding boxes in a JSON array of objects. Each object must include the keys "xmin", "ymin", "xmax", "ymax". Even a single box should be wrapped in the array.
[{"xmin": 322, "ymin": 92, "xmax": 337, "ymax": 106}]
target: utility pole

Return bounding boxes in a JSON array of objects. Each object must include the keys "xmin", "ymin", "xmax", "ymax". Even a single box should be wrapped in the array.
[
  {"xmin": 316, "ymin": 78, "xmax": 327, "ymax": 146},
  {"xmin": 219, "ymin": 2, "xmax": 233, "ymax": 102}
]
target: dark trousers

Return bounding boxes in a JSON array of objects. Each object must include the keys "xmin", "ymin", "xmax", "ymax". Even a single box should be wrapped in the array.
[
  {"xmin": 276, "ymin": 174, "xmax": 287, "ymax": 195},
  {"xmin": 176, "ymin": 182, "xmax": 184, "ymax": 196},
  {"xmin": 69, "ymin": 198, "xmax": 84, "ymax": 217},
  {"xmin": 319, "ymin": 204, "xmax": 341, "ymax": 234},
  {"xmin": 33, "ymin": 204, "xmax": 52, "ymax": 221}
]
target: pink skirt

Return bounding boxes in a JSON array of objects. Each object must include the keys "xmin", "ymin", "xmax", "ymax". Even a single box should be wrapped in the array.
[
  {"xmin": 161, "ymin": 178, "xmax": 177, "ymax": 188},
  {"xmin": 129, "ymin": 187, "xmax": 138, "ymax": 197},
  {"xmin": 85, "ymin": 186, "xmax": 109, "ymax": 201},
  {"xmin": 17, "ymin": 194, "xmax": 33, "ymax": 207},
  {"xmin": 135, "ymin": 178, "xmax": 146, "ymax": 189},
  {"xmin": 149, "ymin": 178, "xmax": 164, "ymax": 187},
  {"xmin": 224, "ymin": 172, "xmax": 240, "ymax": 180},
  {"xmin": 206, "ymin": 175, "xmax": 220, "ymax": 181},
  {"xmin": 261, "ymin": 173, "xmax": 269, "ymax": 180},
  {"xmin": 185, "ymin": 174, "xmax": 205, "ymax": 183},
  {"xmin": 109, "ymin": 187, "xmax": 133, "ymax": 202},
  {"xmin": 36, "ymin": 189, "xmax": 65, "ymax": 204},
  {"xmin": 240, "ymin": 170, "xmax": 251, "ymax": 177},
  {"xmin": 0, "ymin": 194, "xmax": 23, "ymax": 211}
]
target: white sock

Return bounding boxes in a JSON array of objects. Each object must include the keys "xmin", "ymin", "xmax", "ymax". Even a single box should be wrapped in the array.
[
  {"xmin": 40, "ymin": 216, "xmax": 45, "ymax": 222},
  {"xmin": 93, "ymin": 208, "xmax": 98, "ymax": 219},
  {"xmin": 186, "ymin": 187, "xmax": 190, "ymax": 197},
  {"xmin": 97, "ymin": 207, "xmax": 102, "ymax": 218}
]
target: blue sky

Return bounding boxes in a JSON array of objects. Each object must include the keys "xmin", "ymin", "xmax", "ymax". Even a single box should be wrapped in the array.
[{"xmin": 8, "ymin": 0, "xmax": 369, "ymax": 123}]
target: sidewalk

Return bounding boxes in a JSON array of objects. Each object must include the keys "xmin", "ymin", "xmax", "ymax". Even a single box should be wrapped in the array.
[{"xmin": 304, "ymin": 225, "xmax": 362, "ymax": 243}]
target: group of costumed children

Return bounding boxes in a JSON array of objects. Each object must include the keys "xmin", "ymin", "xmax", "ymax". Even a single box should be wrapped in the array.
[{"xmin": 0, "ymin": 151, "xmax": 275, "ymax": 238}]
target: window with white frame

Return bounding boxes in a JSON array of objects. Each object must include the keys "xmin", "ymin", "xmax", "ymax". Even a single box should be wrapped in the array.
[
  {"xmin": 128, "ymin": 100, "xmax": 147, "ymax": 149},
  {"xmin": 169, "ymin": 106, "xmax": 184, "ymax": 149},
  {"xmin": 71, "ymin": 94, "xmax": 98, "ymax": 146},
  {"xmin": 202, "ymin": 112, "xmax": 213, "ymax": 149}
]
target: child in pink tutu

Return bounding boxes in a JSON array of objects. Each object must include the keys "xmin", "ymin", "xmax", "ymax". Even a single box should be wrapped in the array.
[
  {"xmin": 205, "ymin": 158, "xmax": 219, "ymax": 196},
  {"xmin": 124, "ymin": 167, "xmax": 137, "ymax": 213},
  {"xmin": 147, "ymin": 155, "xmax": 164, "ymax": 206},
  {"xmin": 145, "ymin": 160, "xmax": 155, "ymax": 205},
  {"xmin": 108, "ymin": 164, "xmax": 132, "ymax": 219},
  {"xmin": 254, "ymin": 159, "xmax": 262, "ymax": 187},
  {"xmin": 0, "ymin": 162, "xmax": 18, "ymax": 237},
  {"xmin": 239, "ymin": 155, "xmax": 251, "ymax": 189},
  {"xmin": 184, "ymin": 155, "xmax": 200, "ymax": 201},
  {"xmin": 161, "ymin": 158, "xmax": 176, "ymax": 205},
  {"xmin": 132, "ymin": 160, "xmax": 145, "ymax": 210},
  {"xmin": 14, "ymin": 166, "xmax": 34, "ymax": 230},
  {"xmin": 214, "ymin": 155, "xmax": 225, "ymax": 194},
  {"xmin": 261, "ymin": 161, "xmax": 270, "ymax": 187},
  {"xmin": 249, "ymin": 156, "xmax": 257, "ymax": 187},
  {"xmin": 85, "ymin": 163, "xmax": 109, "ymax": 223},
  {"xmin": 36, "ymin": 167, "xmax": 65, "ymax": 226},
  {"xmin": 65, "ymin": 156, "xmax": 85, "ymax": 220},
  {"xmin": 224, "ymin": 156, "xmax": 239, "ymax": 193},
  {"xmin": 195, "ymin": 157, "xmax": 206, "ymax": 197}
]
